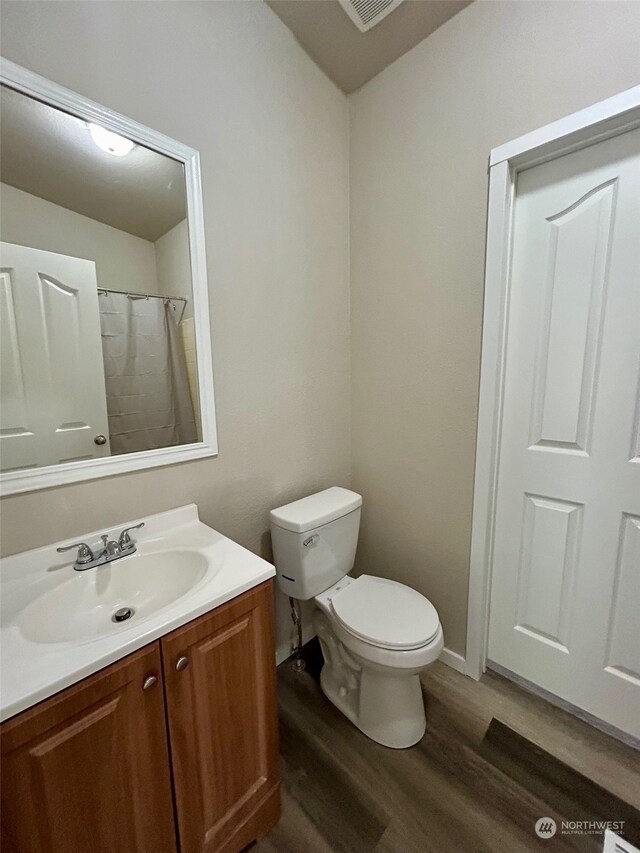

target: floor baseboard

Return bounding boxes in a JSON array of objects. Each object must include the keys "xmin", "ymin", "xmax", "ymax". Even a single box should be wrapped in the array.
[{"xmin": 439, "ymin": 646, "xmax": 467, "ymax": 675}]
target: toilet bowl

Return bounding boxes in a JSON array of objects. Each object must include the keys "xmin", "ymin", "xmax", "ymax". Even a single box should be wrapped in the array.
[
  {"xmin": 313, "ymin": 575, "xmax": 444, "ymax": 748},
  {"xmin": 269, "ymin": 487, "xmax": 444, "ymax": 749}
]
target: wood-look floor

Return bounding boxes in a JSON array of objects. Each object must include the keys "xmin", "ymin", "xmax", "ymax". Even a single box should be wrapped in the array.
[{"xmin": 253, "ymin": 641, "xmax": 640, "ymax": 853}]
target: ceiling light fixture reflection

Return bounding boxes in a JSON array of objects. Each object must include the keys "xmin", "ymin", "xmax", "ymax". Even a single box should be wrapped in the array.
[{"xmin": 88, "ymin": 123, "xmax": 135, "ymax": 157}]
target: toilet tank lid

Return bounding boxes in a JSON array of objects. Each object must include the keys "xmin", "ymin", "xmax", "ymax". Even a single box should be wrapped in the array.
[{"xmin": 269, "ymin": 487, "xmax": 362, "ymax": 533}]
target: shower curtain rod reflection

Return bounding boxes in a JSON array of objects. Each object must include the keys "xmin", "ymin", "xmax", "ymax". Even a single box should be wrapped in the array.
[{"xmin": 98, "ymin": 287, "xmax": 187, "ymax": 323}]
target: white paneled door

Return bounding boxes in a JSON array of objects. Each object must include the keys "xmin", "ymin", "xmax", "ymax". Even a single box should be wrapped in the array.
[
  {"xmin": 487, "ymin": 129, "xmax": 640, "ymax": 739},
  {"xmin": 0, "ymin": 242, "xmax": 111, "ymax": 470}
]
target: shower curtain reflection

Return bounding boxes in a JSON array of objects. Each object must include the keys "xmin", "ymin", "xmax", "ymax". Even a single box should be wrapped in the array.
[{"xmin": 99, "ymin": 292, "xmax": 198, "ymax": 455}]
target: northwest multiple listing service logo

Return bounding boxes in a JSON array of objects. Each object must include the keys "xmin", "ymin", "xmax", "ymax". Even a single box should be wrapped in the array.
[
  {"xmin": 535, "ymin": 817, "xmax": 626, "ymax": 840},
  {"xmin": 535, "ymin": 818, "xmax": 557, "ymax": 839}
]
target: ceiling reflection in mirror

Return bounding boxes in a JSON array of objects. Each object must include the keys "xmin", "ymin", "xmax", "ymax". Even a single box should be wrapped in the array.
[{"xmin": 0, "ymin": 84, "xmax": 202, "ymax": 473}]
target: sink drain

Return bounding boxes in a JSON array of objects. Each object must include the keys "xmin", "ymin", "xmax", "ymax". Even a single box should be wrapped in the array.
[{"xmin": 112, "ymin": 606, "xmax": 135, "ymax": 623}]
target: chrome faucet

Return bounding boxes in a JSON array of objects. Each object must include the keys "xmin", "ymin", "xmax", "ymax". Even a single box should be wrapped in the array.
[{"xmin": 57, "ymin": 522, "xmax": 145, "ymax": 571}]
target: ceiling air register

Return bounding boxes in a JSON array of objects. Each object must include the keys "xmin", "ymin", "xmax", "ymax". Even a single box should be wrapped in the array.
[{"xmin": 338, "ymin": 0, "xmax": 406, "ymax": 32}]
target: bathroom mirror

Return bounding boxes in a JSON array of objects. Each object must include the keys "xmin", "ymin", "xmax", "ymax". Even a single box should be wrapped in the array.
[{"xmin": 0, "ymin": 60, "xmax": 218, "ymax": 495}]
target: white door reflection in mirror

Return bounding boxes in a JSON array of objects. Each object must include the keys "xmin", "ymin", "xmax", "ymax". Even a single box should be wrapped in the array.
[{"xmin": 0, "ymin": 242, "xmax": 111, "ymax": 470}]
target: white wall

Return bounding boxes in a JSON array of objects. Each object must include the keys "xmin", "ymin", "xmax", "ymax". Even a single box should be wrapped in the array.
[
  {"xmin": 0, "ymin": 0, "xmax": 351, "ymax": 656},
  {"xmin": 1, "ymin": 182, "xmax": 158, "ymax": 294},
  {"xmin": 349, "ymin": 0, "xmax": 640, "ymax": 656},
  {"xmin": 154, "ymin": 219, "xmax": 193, "ymax": 319}
]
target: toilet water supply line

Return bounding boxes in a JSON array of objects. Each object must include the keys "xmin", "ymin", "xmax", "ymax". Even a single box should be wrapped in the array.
[{"xmin": 288, "ymin": 597, "xmax": 306, "ymax": 672}]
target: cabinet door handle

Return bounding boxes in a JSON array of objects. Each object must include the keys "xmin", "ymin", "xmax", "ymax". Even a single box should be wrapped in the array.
[
  {"xmin": 143, "ymin": 675, "xmax": 158, "ymax": 691},
  {"xmin": 176, "ymin": 656, "xmax": 189, "ymax": 672}
]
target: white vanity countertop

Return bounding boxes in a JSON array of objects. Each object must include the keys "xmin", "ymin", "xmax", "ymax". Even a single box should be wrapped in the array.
[{"xmin": 0, "ymin": 505, "xmax": 275, "ymax": 722}]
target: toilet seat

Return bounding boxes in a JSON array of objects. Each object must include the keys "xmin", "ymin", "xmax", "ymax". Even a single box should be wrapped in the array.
[{"xmin": 330, "ymin": 575, "xmax": 440, "ymax": 651}]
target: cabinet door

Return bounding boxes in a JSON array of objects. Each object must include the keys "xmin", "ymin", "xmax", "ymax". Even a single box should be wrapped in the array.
[
  {"xmin": 1, "ymin": 644, "xmax": 176, "ymax": 853},
  {"xmin": 162, "ymin": 580, "xmax": 280, "ymax": 853}
]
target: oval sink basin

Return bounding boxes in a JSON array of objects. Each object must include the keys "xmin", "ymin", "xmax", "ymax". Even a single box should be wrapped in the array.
[{"xmin": 17, "ymin": 550, "xmax": 208, "ymax": 645}]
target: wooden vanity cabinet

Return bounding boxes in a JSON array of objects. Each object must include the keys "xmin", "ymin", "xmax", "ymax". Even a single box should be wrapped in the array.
[
  {"xmin": 1, "ymin": 580, "xmax": 280, "ymax": 853},
  {"xmin": 162, "ymin": 580, "xmax": 280, "ymax": 853},
  {"xmin": 1, "ymin": 644, "xmax": 176, "ymax": 853}
]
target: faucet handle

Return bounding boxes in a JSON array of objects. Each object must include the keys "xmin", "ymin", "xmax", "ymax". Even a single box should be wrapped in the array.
[
  {"xmin": 56, "ymin": 542, "xmax": 94, "ymax": 565},
  {"xmin": 118, "ymin": 522, "xmax": 145, "ymax": 550}
]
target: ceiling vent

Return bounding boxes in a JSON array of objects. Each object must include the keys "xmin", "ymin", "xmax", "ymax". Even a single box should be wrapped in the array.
[{"xmin": 338, "ymin": 0, "xmax": 406, "ymax": 32}]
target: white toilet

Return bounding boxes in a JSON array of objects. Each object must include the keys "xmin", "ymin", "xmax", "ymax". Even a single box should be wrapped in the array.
[{"xmin": 269, "ymin": 486, "xmax": 444, "ymax": 749}]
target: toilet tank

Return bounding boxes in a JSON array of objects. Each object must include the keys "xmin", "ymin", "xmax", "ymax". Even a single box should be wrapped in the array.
[{"xmin": 269, "ymin": 487, "xmax": 362, "ymax": 600}]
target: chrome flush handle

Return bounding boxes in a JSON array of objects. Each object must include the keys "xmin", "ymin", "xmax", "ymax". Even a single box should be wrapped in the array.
[{"xmin": 303, "ymin": 534, "xmax": 319, "ymax": 547}]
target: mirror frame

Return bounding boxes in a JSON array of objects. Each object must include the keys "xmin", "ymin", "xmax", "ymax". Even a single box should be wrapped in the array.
[{"xmin": 0, "ymin": 59, "xmax": 218, "ymax": 496}]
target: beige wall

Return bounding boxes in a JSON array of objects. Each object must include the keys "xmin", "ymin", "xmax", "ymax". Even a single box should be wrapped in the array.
[
  {"xmin": 2, "ymin": 0, "xmax": 639, "ymax": 664},
  {"xmin": 349, "ymin": 0, "xmax": 640, "ymax": 656},
  {"xmin": 0, "ymin": 0, "xmax": 351, "ymax": 655},
  {"xmin": 154, "ymin": 219, "xmax": 193, "ymax": 319},
  {"xmin": 1, "ymin": 182, "xmax": 159, "ymax": 295}
]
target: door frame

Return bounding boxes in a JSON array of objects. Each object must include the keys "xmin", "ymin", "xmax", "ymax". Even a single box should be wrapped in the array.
[{"xmin": 466, "ymin": 85, "xmax": 640, "ymax": 681}]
